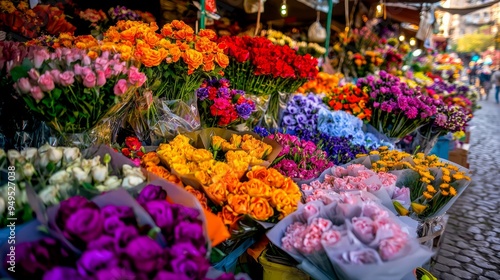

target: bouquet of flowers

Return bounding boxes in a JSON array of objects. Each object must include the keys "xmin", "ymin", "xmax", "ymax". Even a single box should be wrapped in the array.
[
  {"xmin": 323, "ymin": 84, "xmax": 372, "ymax": 121},
  {"xmin": 280, "ymin": 94, "xmax": 327, "ymax": 133},
  {"xmin": 269, "ymin": 133, "xmax": 333, "ymax": 181},
  {"xmin": 317, "ymin": 110, "xmax": 378, "ymax": 147},
  {"xmin": 357, "ymin": 71, "xmax": 438, "ymax": 139},
  {"xmin": 7, "ymin": 188, "xmax": 240, "ymax": 280},
  {"xmin": 9, "ymin": 47, "xmax": 146, "ymax": 146},
  {"xmin": 219, "ymin": 35, "xmax": 318, "ymax": 124},
  {"xmin": 196, "ymin": 78, "xmax": 256, "ymax": 128},
  {"xmin": 267, "ymin": 199, "xmax": 432, "ymax": 280},
  {"xmin": 141, "ymin": 152, "xmax": 184, "ymax": 187},
  {"xmin": 107, "ymin": 6, "xmax": 140, "ymax": 22},
  {"xmin": 78, "ymin": 8, "xmax": 108, "ymax": 38},
  {"xmin": 355, "ymin": 148, "xmax": 472, "ymax": 220},
  {"xmin": 0, "ymin": 145, "xmax": 146, "ymax": 227},
  {"xmin": 266, "ymin": 30, "xmax": 326, "ymax": 58},
  {"xmin": 0, "ymin": 1, "xmax": 76, "ymax": 39},
  {"xmin": 297, "ymin": 72, "xmax": 343, "ymax": 94},
  {"xmin": 113, "ymin": 136, "xmax": 146, "ymax": 166}
]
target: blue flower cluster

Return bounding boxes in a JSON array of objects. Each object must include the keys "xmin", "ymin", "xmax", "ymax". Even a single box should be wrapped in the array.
[{"xmin": 281, "ymin": 94, "xmax": 327, "ymax": 133}]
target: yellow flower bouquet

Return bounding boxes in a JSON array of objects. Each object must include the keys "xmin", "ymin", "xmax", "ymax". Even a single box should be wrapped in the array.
[{"xmin": 354, "ymin": 148, "xmax": 472, "ymax": 220}]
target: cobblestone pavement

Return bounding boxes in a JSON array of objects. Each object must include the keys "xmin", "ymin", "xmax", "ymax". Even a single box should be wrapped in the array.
[{"xmin": 430, "ymin": 99, "xmax": 500, "ymax": 279}]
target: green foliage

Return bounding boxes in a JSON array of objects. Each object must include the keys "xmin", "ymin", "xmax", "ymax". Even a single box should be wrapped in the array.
[{"xmin": 456, "ymin": 33, "xmax": 495, "ymax": 53}]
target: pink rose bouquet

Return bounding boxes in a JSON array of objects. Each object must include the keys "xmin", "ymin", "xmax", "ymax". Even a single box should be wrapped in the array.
[
  {"xmin": 9, "ymin": 47, "xmax": 146, "ymax": 143},
  {"xmin": 267, "ymin": 199, "xmax": 433, "ymax": 280}
]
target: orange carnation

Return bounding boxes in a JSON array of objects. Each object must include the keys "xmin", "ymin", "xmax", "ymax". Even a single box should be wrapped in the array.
[
  {"xmin": 198, "ymin": 29, "xmax": 217, "ymax": 40},
  {"xmin": 183, "ymin": 49, "xmax": 204, "ymax": 71},
  {"xmin": 248, "ymin": 197, "xmax": 274, "ymax": 221},
  {"xmin": 140, "ymin": 47, "xmax": 168, "ymax": 67}
]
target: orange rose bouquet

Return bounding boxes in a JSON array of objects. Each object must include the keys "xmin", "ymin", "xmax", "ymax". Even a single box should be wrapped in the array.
[
  {"xmin": 323, "ymin": 84, "xmax": 372, "ymax": 121},
  {"xmin": 297, "ymin": 72, "xmax": 343, "ymax": 94}
]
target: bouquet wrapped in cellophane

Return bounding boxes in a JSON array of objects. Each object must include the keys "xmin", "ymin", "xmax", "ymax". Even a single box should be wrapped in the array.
[
  {"xmin": 9, "ymin": 46, "xmax": 146, "ymax": 147},
  {"xmin": 267, "ymin": 198, "xmax": 433, "ymax": 280}
]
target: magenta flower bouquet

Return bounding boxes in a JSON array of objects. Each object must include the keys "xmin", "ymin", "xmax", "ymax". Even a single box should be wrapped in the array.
[
  {"xmin": 6, "ymin": 186, "xmax": 239, "ymax": 280},
  {"xmin": 9, "ymin": 47, "xmax": 146, "ymax": 142},
  {"xmin": 269, "ymin": 132, "xmax": 333, "ymax": 181},
  {"xmin": 357, "ymin": 71, "xmax": 439, "ymax": 139},
  {"xmin": 196, "ymin": 78, "xmax": 256, "ymax": 128}
]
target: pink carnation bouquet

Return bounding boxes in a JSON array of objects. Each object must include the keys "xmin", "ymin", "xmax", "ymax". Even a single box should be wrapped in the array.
[{"xmin": 9, "ymin": 47, "xmax": 146, "ymax": 143}]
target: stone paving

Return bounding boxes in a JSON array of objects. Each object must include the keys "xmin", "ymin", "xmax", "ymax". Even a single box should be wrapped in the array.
[{"xmin": 430, "ymin": 99, "xmax": 500, "ymax": 279}]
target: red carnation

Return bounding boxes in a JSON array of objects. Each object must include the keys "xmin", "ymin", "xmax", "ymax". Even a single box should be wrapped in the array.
[
  {"xmin": 121, "ymin": 147, "xmax": 131, "ymax": 157},
  {"xmin": 125, "ymin": 137, "xmax": 142, "ymax": 151}
]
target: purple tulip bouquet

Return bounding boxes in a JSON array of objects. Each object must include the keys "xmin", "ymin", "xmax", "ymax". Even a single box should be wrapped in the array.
[
  {"xmin": 9, "ymin": 47, "xmax": 146, "ymax": 145},
  {"xmin": 7, "ymin": 186, "xmax": 239, "ymax": 280},
  {"xmin": 269, "ymin": 132, "xmax": 333, "ymax": 181},
  {"xmin": 357, "ymin": 71, "xmax": 438, "ymax": 139}
]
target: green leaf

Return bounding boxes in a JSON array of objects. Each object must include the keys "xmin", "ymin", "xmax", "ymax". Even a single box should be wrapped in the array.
[
  {"xmin": 46, "ymin": 162, "xmax": 56, "ymax": 172},
  {"xmin": 23, "ymin": 97, "xmax": 38, "ymax": 111},
  {"xmin": 81, "ymin": 182, "xmax": 96, "ymax": 191},
  {"xmin": 10, "ymin": 66, "xmax": 28, "ymax": 82},
  {"xmin": 52, "ymin": 88, "xmax": 62, "ymax": 100},
  {"xmin": 21, "ymin": 58, "xmax": 34, "ymax": 70},
  {"xmin": 147, "ymin": 227, "xmax": 161, "ymax": 239}
]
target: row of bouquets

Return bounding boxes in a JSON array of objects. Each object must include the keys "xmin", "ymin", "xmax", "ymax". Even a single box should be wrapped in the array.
[{"xmin": 0, "ymin": 128, "xmax": 472, "ymax": 279}]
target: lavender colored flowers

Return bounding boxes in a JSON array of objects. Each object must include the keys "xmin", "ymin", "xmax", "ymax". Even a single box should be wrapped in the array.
[{"xmin": 281, "ymin": 93, "xmax": 327, "ymax": 133}]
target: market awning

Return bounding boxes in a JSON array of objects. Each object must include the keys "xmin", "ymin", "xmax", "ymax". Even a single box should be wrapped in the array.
[{"xmin": 436, "ymin": 0, "xmax": 500, "ymax": 15}]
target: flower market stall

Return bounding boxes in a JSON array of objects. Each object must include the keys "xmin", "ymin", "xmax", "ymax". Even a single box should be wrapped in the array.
[{"xmin": 0, "ymin": 0, "xmax": 478, "ymax": 279}]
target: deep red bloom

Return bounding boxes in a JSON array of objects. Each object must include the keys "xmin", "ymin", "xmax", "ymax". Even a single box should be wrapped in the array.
[
  {"xmin": 125, "ymin": 137, "xmax": 142, "ymax": 151},
  {"xmin": 121, "ymin": 147, "xmax": 131, "ymax": 157}
]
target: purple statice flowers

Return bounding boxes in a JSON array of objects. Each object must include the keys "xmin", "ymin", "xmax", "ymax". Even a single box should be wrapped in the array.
[
  {"xmin": 269, "ymin": 132, "xmax": 333, "ymax": 180},
  {"xmin": 357, "ymin": 71, "xmax": 438, "ymax": 138},
  {"xmin": 281, "ymin": 93, "xmax": 327, "ymax": 133},
  {"xmin": 434, "ymin": 105, "xmax": 471, "ymax": 133}
]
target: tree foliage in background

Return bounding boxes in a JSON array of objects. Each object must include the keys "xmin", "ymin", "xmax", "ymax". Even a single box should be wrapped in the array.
[{"xmin": 456, "ymin": 33, "xmax": 495, "ymax": 53}]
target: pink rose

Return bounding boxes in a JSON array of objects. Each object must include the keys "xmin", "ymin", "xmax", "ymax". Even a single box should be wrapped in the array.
[
  {"xmin": 366, "ymin": 183, "xmax": 381, "ymax": 192},
  {"xmin": 104, "ymin": 68, "xmax": 112, "ymax": 78},
  {"xmin": 83, "ymin": 72, "xmax": 96, "ymax": 88},
  {"xmin": 113, "ymin": 79, "xmax": 128, "ymax": 96},
  {"xmin": 38, "ymin": 73, "xmax": 55, "ymax": 92},
  {"xmin": 310, "ymin": 218, "xmax": 332, "ymax": 232},
  {"xmin": 95, "ymin": 57, "xmax": 109, "ymax": 71},
  {"xmin": 28, "ymin": 69, "xmax": 40, "ymax": 81},
  {"xmin": 81, "ymin": 67, "xmax": 93, "ymax": 76},
  {"xmin": 74, "ymin": 64, "xmax": 84, "ymax": 76},
  {"xmin": 361, "ymin": 203, "xmax": 387, "ymax": 220},
  {"xmin": 127, "ymin": 66, "xmax": 147, "ymax": 87},
  {"xmin": 82, "ymin": 55, "xmax": 91, "ymax": 66},
  {"xmin": 301, "ymin": 231, "xmax": 322, "ymax": 254},
  {"xmin": 351, "ymin": 216, "xmax": 375, "ymax": 243},
  {"xmin": 17, "ymin": 78, "xmax": 31, "ymax": 94},
  {"xmin": 112, "ymin": 63, "xmax": 124, "ymax": 75},
  {"xmin": 343, "ymin": 249, "xmax": 379, "ymax": 264},
  {"xmin": 346, "ymin": 164, "xmax": 367, "ymax": 176},
  {"xmin": 303, "ymin": 204, "xmax": 319, "ymax": 220},
  {"xmin": 33, "ymin": 48, "xmax": 50, "ymax": 68},
  {"xmin": 59, "ymin": 71, "xmax": 75, "ymax": 86},
  {"xmin": 331, "ymin": 166, "xmax": 348, "ymax": 177},
  {"xmin": 96, "ymin": 70, "xmax": 106, "ymax": 87},
  {"xmin": 379, "ymin": 237, "xmax": 407, "ymax": 261},
  {"xmin": 30, "ymin": 86, "xmax": 44, "ymax": 101},
  {"xmin": 321, "ymin": 230, "xmax": 342, "ymax": 246},
  {"xmin": 50, "ymin": 70, "xmax": 61, "ymax": 84},
  {"xmin": 392, "ymin": 187, "xmax": 410, "ymax": 205}
]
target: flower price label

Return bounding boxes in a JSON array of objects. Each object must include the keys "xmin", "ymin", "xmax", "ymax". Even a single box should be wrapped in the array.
[{"xmin": 6, "ymin": 165, "xmax": 16, "ymax": 272}]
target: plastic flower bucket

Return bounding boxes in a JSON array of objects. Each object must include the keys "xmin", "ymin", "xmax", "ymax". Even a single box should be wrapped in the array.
[{"xmin": 258, "ymin": 250, "xmax": 310, "ymax": 280}]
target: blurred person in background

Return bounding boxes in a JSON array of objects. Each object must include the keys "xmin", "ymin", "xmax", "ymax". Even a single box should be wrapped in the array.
[
  {"xmin": 479, "ymin": 64, "xmax": 492, "ymax": 100},
  {"xmin": 491, "ymin": 67, "xmax": 500, "ymax": 104},
  {"xmin": 468, "ymin": 62, "xmax": 478, "ymax": 85}
]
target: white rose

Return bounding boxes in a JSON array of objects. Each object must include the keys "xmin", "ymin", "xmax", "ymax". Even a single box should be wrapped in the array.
[
  {"xmin": 72, "ymin": 167, "xmax": 91, "ymax": 184},
  {"xmin": 47, "ymin": 147, "xmax": 63, "ymax": 163},
  {"xmin": 49, "ymin": 170, "xmax": 71, "ymax": 185},
  {"xmin": 0, "ymin": 197, "xmax": 5, "ymax": 217},
  {"xmin": 95, "ymin": 184, "xmax": 109, "ymax": 192},
  {"xmin": 7, "ymin": 150, "xmax": 24, "ymax": 165},
  {"xmin": 103, "ymin": 176, "xmax": 122, "ymax": 189},
  {"xmin": 91, "ymin": 165, "xmax": 108, "ymax": 183},
  {"xmin": 16, "ymin": 189, "xmax": 27, "ymax": 205},
  {"xmin": 38, "ymin": 144, "xmax": 52, "ymax": 154},
  {"xmin": 21, "ymin": 148, "xmax": 38, "ymax": 162},
  {"xmin": 121, "ymin": 175, "xmax": 145, "ymax": 189},
  {"xmin": 37, "ymin": 153, "xmax": 50, "ymax": 169},
  {"xmin": 22, "ymin": 163, "xmax": 36, "ymax": 178},
  {"xmin": 38, "ymin": 186, "xmax": 60, "ymax": 205},
  {"xmin": 122, "ymin": 164, "xmax": 146, "ymax": 179},
  {"xmin": 82, "ymin": 156, "xmax": 101, "ymax": 171},
  {"xmin": 63, "ymin": 147, "xmax": 81, "ymax": 163}
]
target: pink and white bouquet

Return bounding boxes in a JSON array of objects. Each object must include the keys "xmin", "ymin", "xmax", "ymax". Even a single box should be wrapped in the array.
[
  {"xmin": 267, "ymin": 200, "xmax": 433, "ymax": 280},
  {"xmin": 269, "ymin": 133, "xmax": 333, "ymax": 182},
  {"xmin": 9, "ymin": 47, "xmax": 146, "ymax": 143}
]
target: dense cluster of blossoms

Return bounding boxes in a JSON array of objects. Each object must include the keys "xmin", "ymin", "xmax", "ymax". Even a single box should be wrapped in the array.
[
  {"xmin": 323, "ymin": 84, "xmax": 372, "ymax": 121},
  {"xmin": 281, "ymin": 94, "xmax": 326, "ymax": 133},
  {"xmin": 196, "ymin": 78, "xmax": 256, "ymax": 127}
]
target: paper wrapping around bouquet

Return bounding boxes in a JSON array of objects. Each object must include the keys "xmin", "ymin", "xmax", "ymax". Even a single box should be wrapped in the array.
[{"xmin": 158, "ymin": 128, "xmax": 282, "ymax": 191}]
